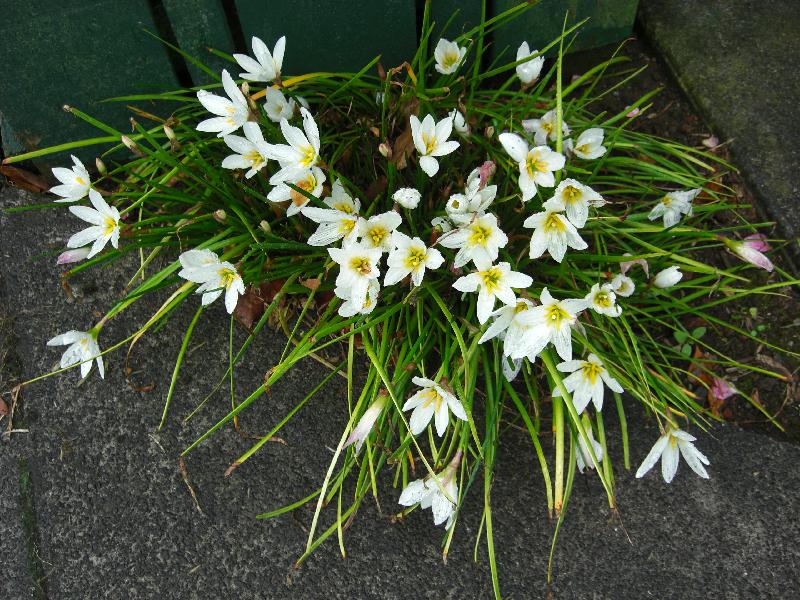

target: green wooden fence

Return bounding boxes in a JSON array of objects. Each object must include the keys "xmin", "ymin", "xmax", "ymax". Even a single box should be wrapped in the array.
[{"xmin": 0, "ymin": 0, "xmax": 638, "ymax": 162}]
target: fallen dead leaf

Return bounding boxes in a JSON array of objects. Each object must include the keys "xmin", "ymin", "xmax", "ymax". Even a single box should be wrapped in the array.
[{"xmin": 1, "ymin": 165, "xmax": 50, "ymax": 193}]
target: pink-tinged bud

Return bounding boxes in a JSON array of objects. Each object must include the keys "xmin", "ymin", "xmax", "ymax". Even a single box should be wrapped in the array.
[
  {"xmin": 57, "ymin": 247, "xmax": 91, "ymax": 265},
  {"xmin": 744, "ymin": 233, "xmax": 771, "ymax": 253},
  {"xmin": 620, "ymin": 252, "xmax": 649, "ymax": 277},
  {"xmin": 625, "ymin": 107, "xmax": 640, "ymax": 118},
  {"xmin": 478, "ymin": 160, "xmax": 496, "ymax": 190},
  {"xmin": 343, "ymin": 394, "xmax": 388, "ymax": 454},
  {"xmin": 378, "ymin": 142, "xmax": 392, "ymax": 158},
  {"xmin": 709, "ymin": 376, "xmax": 737, "ymax": 403},
  {"xmin": 702, "ymin": 135, "xmax": 719, "ymax": 149},
  {"xmin": 213, "ymin": 209, "xmax": 227, "ymax": 224},
  {"xmin": 724, "ymin": 236, "xmax": 774, "ymax": 272}
]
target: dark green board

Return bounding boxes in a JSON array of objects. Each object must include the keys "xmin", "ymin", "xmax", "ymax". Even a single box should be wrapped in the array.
[{"xmin": 0, "ymin": 0, "xmax": 180, "ymax": 162}]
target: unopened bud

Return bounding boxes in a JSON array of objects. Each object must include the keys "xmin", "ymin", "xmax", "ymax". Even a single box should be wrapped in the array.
[
  {"xmin": 378, "ymin": 142, "xmax": 392, "ymax": 158},
  {"xmin": 121, "ymin": 135, "xmax": 144, "ymax": 156},
  {"xmin": 56, "ymin": 247, "xmax": 91, "ymax": 265},
  {"xmin": 241, "ymin": 82, "xmax": 249, "ymax": 96},
  {"xmin": 213, "ymin": 209, "xmax": 227, "ymax": 223},
  {"xmin": 95, "ymin": 157, "xmax": 107, "ymax": 175},
  {"xmin": 484, "ymin": 126, "xmax": 495, "ymax": 138},
  {"xmin": 259, "ymin": 220, "xmax": 271, "ymax": 233},
  {"xmin": 163, "ymin": 125, "xmax": 176, "ymax": 141}
]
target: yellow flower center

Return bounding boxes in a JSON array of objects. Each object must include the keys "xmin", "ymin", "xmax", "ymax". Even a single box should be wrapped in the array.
[
  {"xmin": 333, "ymin": 201, "xmax": 353, "ymax": 214},
  {"xmin": 339, "ymin": 218, "xmax": 357, "ymax": 235},
  {"xmin": 541, "ymin": 121, "xmax": 553, "ymax": 133},
  {"xmin": 245, "ymin": 150, "xmax": 264, "ymax": 167},
  {"xmin": 562, "ymin": 185, "xmax": 581, "ymax": 204},
  {"xmin": 594, "ymin": 291, "xmax": 612, "ymax": 308},
  {"xmin": 581, "ymin": 362, "xmax": 603, "ymax": 385},
  {"xmin": 421, "ymin": 132, "xmax": 437, "ymax": 155},
  {"xmin": 404, "ymin": 246, "xmax": 426, "ymax": 269},
  {"xmin": 299, "ymin": 144, "xmax": 316, "ymax": 167},
  {"xmin": 290, "ymin": 175, "xmax": 317, "ymax": 206},
  {"xmin": 545, "ymin": 304, "xmax": 570, "ymax": 327},
  {"xmin": 350, "ymin": 256, "xmax": 373, "ymax": 276},
  {"xmin": 442, "ymin": 51, "xmax": 460, "ymax": 69},
  {"xmin": 218, "ymin": 267, "xmax": 237, "ymax": 289},
  {"xmin": 661, "ymin": 195, "xmax": 672, "ymax": 206},
  {"xmin": 421, "ymin": 388, "xmax": 444, "ymax": 411},
  {"xmin": 102, "ymin": 216, "xmax": 117, "ymax": 235},
  {"xmin": 526, "ymin": 151, "xmax": 550, "ymax": 175},
  {"xmin": 468, "ymin": 223, "xmax": 492, "ymax": 247},
  {"xmin": 480, "ymin": 267, "xmax": 503, "ymax": 293},
  {"xmin": 367, "ymin": 226, "xmax": 388, "ymax": 247},
  {"xmin": 76, "ymin": 176, "xmax": 87, "ymax": 186},
  {"xmin": 576, "ymin": 144, "xmax": 590, "ymax": 154},
  {"xmin": 544, "ymin": 212, "xmax": 566, "ymax": 232}
]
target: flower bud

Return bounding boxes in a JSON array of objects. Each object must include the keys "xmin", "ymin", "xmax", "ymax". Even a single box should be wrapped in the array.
[
  {"xmin": 121, "ymin": 135, "xmax": 144, "ymax": 157},
  {"xmin": 259, "ymin": 220, "xmax": 271, "ymax": 233},
  {"xmin": 484, "ymin": 125, "xmax": 495, "ymax": 138},
  {"xmin": 56, "ymin": 247, "xmax": 91, "ymax": 265},
  {"xmin": 393, "ymin": 187, "xmax": 421, "ymax": 209},
  {"xmin": 723, "ymin": 236, "xmax": 774, "ymax": 272},
  {"xmin": 653, "ymin": 266, "xmax": 683, "ymax": 288},
  {"xmin": 95, "ymin": 157, "xmax": 107, "ymax": 175},
  {"xmin": 163, "ymin": 125, "xmax": 176, "ymax": 141},
  {"xmin": 378, "ymin": 142, "xmax": 392, "ymax": 158},
  {"xmin": 213, "ymin": 209, "xmax": 227, "ymax": 223}
]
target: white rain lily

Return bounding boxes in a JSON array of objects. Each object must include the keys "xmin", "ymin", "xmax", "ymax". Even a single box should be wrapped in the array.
[
  {"xmin": 478, "ymin": 298, "xmax": 536, "ymax": 357},
  {"xmin": 452, "ymin": 259, "xmax": 533, "ymax": 324},
  {"xmin": 50, "ymin": 155, "xmax": 91, "ymax": 202},
  {"xmin": 302, "ymin": 180, "xmax": 361, "ymax": 246},
  {"xmin": 724, "ymin": 234, "xmax": 774, "ymax": 272},
  {"xmin": 178, "ymin": 248, "xmax": 245, "ymax": 314},
  {"xmin": 67, "ymin": 189, "xmax": 120, "ymax": 258},
  {"xmin": 653, "ymin": 265, "xmax": 683, "ymax": 288},
  {"xmin": 585, "ymin": 283, "xmax": 622, "ymax": 317},
  {"xmin": 572, "ymin": 128, "xmax": 607, "ymax": 159},
  {"xmin": 439, "ymin": 212, "xmax": 508, "ymax": 268},
  {"xmin": 648, "ymin": 189, "xmax": 700, "ymax": 228},
  {"xmin": 551, "ymin": 178, "xmax": 605, "ymax": 228},
  {"xmin": 56, "ymin": 247, "xmax": 91, "ymax": 265},
  {"xmin": 336, "ymin": 278, "xmax": 380, "ymax": 318},
  {"xmin": 344, "ymin": 395, "xmax": 388, "ymax": 454},
  {"xmin": 196, "ymin": 69, "xmax": 250, "ymax": 137},
  {"xmin": 636, "ymin": 426, "xmax": 710, "ymax": 483},
  {"xmin": 523, "ymin": 197, "xmax": 588, "ymax": 263},
  {"xmin": 221, "ymin": 122, "xmax": 272, "ymax": 178},
  {"xmin": 516, "ymin": 41, "xmax": 544, "ymax": 85},
  {"xmin": 393, "ymin": 187, "xmax": 422, "ymax": 209},
  {"xmin": 233, "ymin": 35, "xmax": 285, "ymax": 82},
  {"xmin": 47, "ymin": 329, "xmax": 104, "ymax": 380},
  {"xmin": 402, "ymin": 377, "xmax": 467, "ymax": 437},
  {"xmin": 267, "ymin": 166, "xmax": 325, "ymax": 216},
  {"xmin": 553, "ymin": 353, "xmax": 623, "ymax": 414},
  {"xmin": 410, "ymin": 114, "xmax": 460, "ymax": 177},
  {"xmin": 611, "ymin": 273, "xmax": 635, "ymax": 297},
  {"xmin": 431, "ymin": 216, "xmax": 454, "ymax": 233},
  {"xmin": 512, "ymin": 287, "xmax": 588, "ymax": 361},
  {"xmin": 434, "ymin": 38, "xmax": 466, "ymax": 75},
  {"xmin": 269, "ymin": 107, "xmax": 321, "ymax": 183},
  {"xmin": 575, "ymin": 426, "xmax": 604, "ymax": 473},
  {"xmin": 498, "ymin": 133, "xmax": 565, "ymax": 202},
  {"xmin": 449, "ymin": 109, "xmax": 469, "ymax": 135},
  {"xmin": 327, "ymin": 242, "xmax": 382, "ymax": 311},
  {"xmin": 522, "ymin": 109, "xmax": 570, "ymax": 146},
  {"xmin": 264, "ymin": 87, "xmax": 296, "ymax": 122},
  {"xmin": 445, "ymin": 166, "xmax": 497, "ymax": 226},
  {"xmin": 357, "ymin": 211, "xmax": 403, "ymax": 252},
  {"xmin": 398, "ymin": 451, "xmax": 462, "ymax": 528},
  {"xmin": 384, "ymin": 231, "xmax": 444, "ymax": 287}
]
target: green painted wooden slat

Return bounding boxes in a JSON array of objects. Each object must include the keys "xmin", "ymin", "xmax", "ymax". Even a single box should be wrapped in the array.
[
  {"xmin": 233, "ymin": 0, "xmax": 417, "ymax": 73},
  {"xmin": 0, "ymin": 0, "xmax": 180, "ymax": 162},
  {"xmin": 162, "ymin": 0, "xmax": 235, "ymax": 84},
  {"xmin": 428, "ymin": 0, "xmax": 484, "ymax": 39}
]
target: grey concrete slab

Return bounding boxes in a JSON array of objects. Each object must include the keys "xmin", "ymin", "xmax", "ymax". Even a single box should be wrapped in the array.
[
  {"xmin": 638, "ymin": 0, "xmax": 800, "ymax": 255},
  {"xmin": 3, "ymin": 183, "xmax": 800, "ymax": 598}
]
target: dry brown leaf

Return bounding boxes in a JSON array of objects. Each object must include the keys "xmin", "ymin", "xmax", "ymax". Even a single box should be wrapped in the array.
[{"xmin": 1, "ymin": 165, "xmax": 50, "ymax": 193}]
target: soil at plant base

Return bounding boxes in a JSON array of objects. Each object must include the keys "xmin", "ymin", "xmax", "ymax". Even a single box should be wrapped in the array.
[{"xmin": 566, "ymin": 37, "xmax": 800, "ymax": 442}]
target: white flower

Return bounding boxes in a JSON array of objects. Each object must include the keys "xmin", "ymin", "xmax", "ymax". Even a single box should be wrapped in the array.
[
  {"xmin": 178, "ymin": 248, "xmax": 245, "ymax": 314},
  {"xmin": 585, "ymin": 283, "xmax": 622, "ymax": 317},
  {"xmin": 516, "ymin": 41, "xmax": 544, "ymax": 85},
  {"xmin": 56, "ymin": 247, "xmax": 91, "ymax": 265},
  {"xmin": 611, "ymin": 273, "xmax": 635, "ymax": 297},
  {"xmin": 431, "ymin": 216, "xmax": 454, "ymax": 233},
  {"xmin": 572, "ymin": 128, "xmax": 607, "ymax": 159},
  {"xmin": 410, "ymin": 114, "xmax": 460, "ymax": 177},
  {"xmin": 648, "ymin": 189, "xmax": 700, "ymax": 228},
  {"xmin": 328, "ymin": 242, "xmax": 382, "ymax": 311},
  {"xmin": 402, "ymin": 377, "xmax": 467, "ymax": 436},
  {"xmin": 50, "ymin": 155, "xmax": 91, "ymax": 202},
  {"xmin": 635, "ymin": 426, "xmax": 710, "ymax": 483},
  {"xmin": 264, "ymin": 87, "xmax": 296, "ymax": 122},
  {"xmin": 620, "ymin": 253, "xmax": 649, "ymax": 277},
  {"xmin": 393, "ymin": 187, "xmax": 422, "ymax": 209},
  {"xmin": 398, "ymin": 451, "xmax": 462, "ymax": 528},
  {"xmin": 449, "ymin": 109, "xmax": 469, "ymax": 136},
  {"xmin": 302, "ymin": 180, "xmax": 361, "ymax": 246},
  {"xmin": 653, "ymin": 266, "xmax": 683, "ymax": 288},
  {"xmin": 268, "ymin": 107, "xmax": 321, "ymax": 184},
  {"xmin": 575, "ymin": 426, "xmax": 604, "ymax": 473},
  {"xmin": 445, "ymin": 167, "xmax": 497, "ymax": 226},
  {"xmin": 233, "ymin": 35, "xmax": 285, "ymax": 82},
  {"xmin": 434, "ymin": 38, "xmax": 466, "ymax": 75},
  {"xmin": 452, "ymin": 259, "xmax": 533, "ymax": 324},
  {"xmin": 221, "ymin": 122, "xmax": 272, "ymax": 178},
  {"xmin": 196, "ymin": 69, "xmax": 250, "ymax": 137},
  {"xmin": 551, "ymin": 178, "xmax": 604, "ymax": 228},
  {"xmin": 384, "ymin": 231, "xmax": 444, "ymax": 287},
  {"xmin": 67, "ymin": 189, "xmax": 120, "ymax": 258},
  {"xmin": 344, "ymin": 395, "xmax": 388, "ymax": 454},
  {"xmin": 523, "ymin": 197, "xmax": 587, "ymax": 263},
  {"xmin": 498, "ymin": 133, "xmax": 565, "ymax": 202},
  {"xmin": 478, "ymin": 298, "xmax": 536, "ymax": 357},
  {"xmin": 267, "ymin": 166, "xmax": 325, "ymax": 216},
  {"xmin": 336, "ymin": 278, "xmax": 380, "ymax": 318},
  {"xmin": 512, "ymin": 288, "xmax": 588, "ymax": 361},
  {"xmin": 357, "ymin": 211, "xmax": 403, "ymax": 252},
  {"xmin": 439, "ymin": 212, "xmax": 508, "ymax": 268},
  {"xmin": 47, "ymin": 330, "xmax": 104, "ymax": 380},
  {"xmin": 522, "ymin": 109, "xmax": 570, "ymax": 146},
  {"xmin": 553, "ymin": 354, "xmax": 623, "ymax": 413}
]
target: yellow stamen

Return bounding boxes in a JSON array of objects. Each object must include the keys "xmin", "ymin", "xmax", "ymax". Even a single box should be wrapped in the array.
[
  {"xmin": 544, "ymin": 212, "xmax": 566, "ymax": 232},
  {"xmin": 349, "ymin": 256, "xmax": 373, "ymax": 276},
  {"xmin": 480, "ymin": 267, "xmax": 503, "ymax": 294},
  {"xmin": 404, "ymin": 246, "xmax": 426, "ymax": 269},
  {"xmin": 594, "ymin": 291, "xmax": 613, "ymax": 308},
  {"xmin": 367, "ymin": 226, "xmax": 388, "ymax": 247},
  {"xmin": 545, "ymin": 304, "xmax": 570, "ymax": 327},
  {"xmin": 290, "ymin": 175, "xmax": 316, "ymax": 206},
  {"xmin": 339, "ymin": 218, "xmax": 357, "ymax": 235},
  {"xmin": 299, "ymin": 144, "xmax": 316, "ymax": 167},
  {"xmin": 468, "ymin": 223, "xmax": 492, "ymax": 247},
  {"xmin": 581, "ymin": 361, "xmax": 603, "ymax": 385},
  {"xmin": 562, "ymin": 185, "xmax": 581, "ymax": 204}
]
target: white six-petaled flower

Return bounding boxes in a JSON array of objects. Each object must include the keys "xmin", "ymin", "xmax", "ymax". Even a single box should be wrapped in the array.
[
  {"xmin": 267, "ymin": 166, "xmax": 325, "ymax": 216},
  {"xmin": 47, "ymin": 329, "xmax": 104, "ymax": 380},
  {"xmin": 327, "ymin": 242, "xmax": 382, "ymax": 312},
  {"xmin": 344, "ymin": 394, "xmax": 387, "ymax": 454},
  {"xmin": 653, "ymin": 265, "xmax": 683, "ymax": 288},
  {"xmin": 264, "ymin": 87, "xmax": 296, "ymax": 122},
  {"xmin": 611, "ymin": 273, "xmax": 636, "ymax": 297},
  {"xmin": 478, "ymin": 298, "xmax": 535, "ymax": 356},
  {"xmin": 551, "ymin": 178, "xmax": 605, "ymax": 228},
  {"xmin": 522, "ymin": 109, "xmax": 570, "ymax": 146},
  {"xmin": 452, "ymin": 258, "xmax": 533, "ymax": 324},
  {"xmin": 410, "ymin": 113, "xmax": 460, "ymax": 177},
  {"xmin": 439, "ymin": 212, "xmax": 508, "ymax": 268},
  {"xmin": 302, "ymin": 180, "xmax": 361, "ymax": 246},
  {"xmin": 445, "ymin": 166, "xmax": 497, "ymax": 226},
  {"xmin": 50, "ymin": 155, "xmax": 91, "ymax": 203},
  {"xmin": 336, "ymin": 278, "xmax": 380, "ymax": 318},
  {"xmin": 269, "ymin": 107, "xmax": 321, "ymax": 183},
  {"xmin": 512, "ymin": 287, "xmax": 588, "ymax": 362},
  {"xmin": 648, "ymin": 189, "xmax": 700, "ymax": 228},
  {"xmin": 449, "ymin": 109, "xmax": 469, "ymax": 136},
  {"xmin": 434, "ymin": 38, "xmax": 466, "ymax": 75},
  {"xmin": 402, "ymin": 377, "xmax": 468, "ymax": 437},
  {"xmin": 221, "ymin": 122, "xmax": 273, "ymax": 178},
  {"xmin": 553, "ymin": 353, "xmax": 623, "ymax": 413},
  {"xmin": 233, "ymin": 35, "xmax": 285, "ymax": 82},
  {"xmin": 585, "ymin": 283, "xmax": 622, "ymax": 317},
  {"xmin": 384, "ymin": 231, "xmax": 444, "ymax": 287},
  {"xmin": 178, "ymin": 248, "xmax": 245, "ymax": 314},
  {"xmin": 67, "ymin": 189, "xmax": 120, "ymax": 259},
  {"xmin": 498, "ymin": 133, "xmax": 565, "ymax": 202},
  {"xmin": 575, "ymin": 425, "xmax": 604, "ymax": 473},
  {"xmin": 523, "ymin": 197, "xmax": 588, "ymax": 263},
  {"xmin": 393, "ymin": 187, "xmax": 422, "ymax": 210},
  {"xmin": 572, "ymin": 128, "xmax": 607, "ymax": 159},
  {"xmin": 357, "ymin": 211, "xmax": 403, "ymax": 252},
  {"xmin": 196, "ymin": 69, "xmax": 250, "ymax": 137},
  {"xmin": 636, "ymin": 426, "xmax": 710, "ymax": 483},
  {"xmin": 398, "ymin": 450, "xmax": 462, "ymax": 528},
  {"xmin": 516, "ymin": 41, "xmax": 544, "ymax": 85}
]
